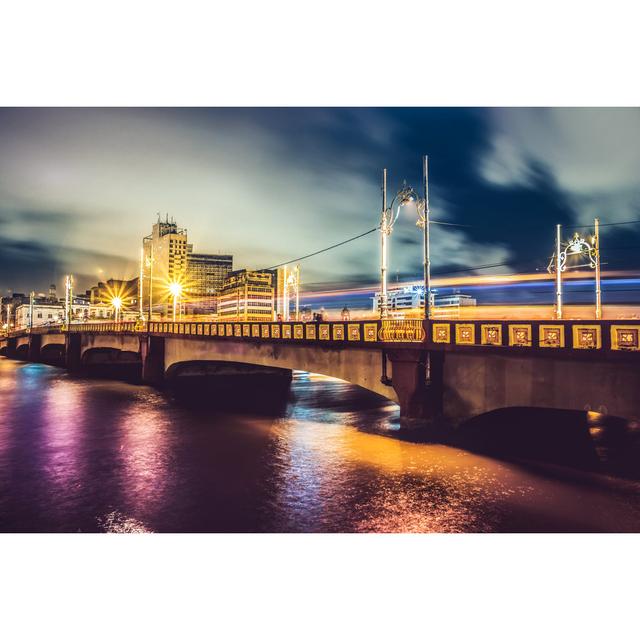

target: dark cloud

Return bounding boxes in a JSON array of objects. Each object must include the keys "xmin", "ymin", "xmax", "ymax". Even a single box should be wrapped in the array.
[{"xmin": 0, "ymin": 107, "xmax": 638, "ymax": 298}]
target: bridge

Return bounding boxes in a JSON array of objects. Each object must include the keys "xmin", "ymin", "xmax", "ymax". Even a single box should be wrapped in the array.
[{"xmin": 2, "ymin": 318, "xmax": 640, "ymax": 429}]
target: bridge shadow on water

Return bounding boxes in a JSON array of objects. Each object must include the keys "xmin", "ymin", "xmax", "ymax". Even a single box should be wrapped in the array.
[
  {"xmin": 394, "ymin": 408, "xmax": 640, "ymax": 481},
  {"xmin": 163, "ymin": 368, "xmax": 640, "ymax": 482}
]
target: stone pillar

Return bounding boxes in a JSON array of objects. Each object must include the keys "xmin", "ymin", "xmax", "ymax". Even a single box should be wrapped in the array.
[
  {"xmin": 65, "ymin": 333, "xmax": 82, "ymax": 375},
  {"xmin": 28, "ymin": 334, "xmax": 42, "ymax": 362},
  {"xmin": 141, "ymin": 335, "xmax": 165, "ymax": 386},
  {"xmin": 5, "ymin": 337, "xmax": 17, "ymax": 359},
  {"xmin": 387, "ymin": 349, "xmax": 444, "ymax": 430}
]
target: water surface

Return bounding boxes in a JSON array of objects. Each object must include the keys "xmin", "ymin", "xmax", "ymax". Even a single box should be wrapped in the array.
[{"xmin": 1, "ymin": 357, "xmax": 640, "ymax": 532}]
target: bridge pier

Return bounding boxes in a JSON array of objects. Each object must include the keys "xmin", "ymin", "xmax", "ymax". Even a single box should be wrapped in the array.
[
  {"xmin": 5, "ymin": 337, "xmax": 17, "ymax": 359},
  {"xmin": 388, "ymin": 350, "xmax": 444, "ymax": 429},
  {"xmin": 141, "ymin": 335, "xmax": 165, "ymax": 386},
  {"xmin": 65, "ymin": 333, "xmax": 82, "ymax": 375},
  {"xmin": 28, "ymin": 334, "xmax": 42, "ymax": 362}
]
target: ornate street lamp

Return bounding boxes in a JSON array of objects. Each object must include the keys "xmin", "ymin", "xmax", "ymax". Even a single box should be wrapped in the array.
[
  {"xmin": 548, "ymin": 218, "xmax": 601, "ymax": 320},
  {"xmin": 379, "ymin": 156, "xmax": 431, "ymax": 319}
]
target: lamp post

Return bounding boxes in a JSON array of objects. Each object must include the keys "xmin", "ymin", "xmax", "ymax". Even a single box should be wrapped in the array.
[
  {"xmin": 379, "ymin": 171, "xmax": 416, "ymax": 318},
  {"xmin": 29, "ymin": 291, "xmax": 35, "ymax": 331},
  {"xmin": 549, "ymin": 220, "xmax": 601, "ymax": 320},
  {"xmin": 64, "ymin": 275, "xmax": 73, "ymax": 327},
  {"xmin": 145, "ymin": 246, "xmax": 155, "ymax": 324},
  {"xmin": 594, "ymin": 217, "xmax": 602, "ymax": 320},
  {"xmin": 169, "ymin": 282, "xmax": 182, "ymax": 322},
  {"xmin": 139, "ymin": 247, "xmax": 144, "ymax": 320},
  {"xmin": 379, "ymin": 156, "xmax": 431, "ymax": 319}
]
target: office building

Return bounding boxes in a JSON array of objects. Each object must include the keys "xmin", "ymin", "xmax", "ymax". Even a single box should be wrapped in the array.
[
  {"xmin": 186, "ymin": 253, "xmax": 233, "ymax": 313},
  {"xmin": 218, "ymin": 270, "xmax": 275, "ymax": 322}
]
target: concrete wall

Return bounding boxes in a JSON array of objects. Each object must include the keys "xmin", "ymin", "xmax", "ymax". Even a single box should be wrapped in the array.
[
  {"xmin": 16, "ymin": 336, "xmax": 29, "ymax": 348},
  {"xmin": 443, "ymin": 351, "xmax": 640, "ymax": 423},
  {"xmin": 41, "ymin": 333, "xmax": 66, "ymax": 347},
  {"xmin": 163, "ymin": 337, "xmax": 397, "ymax": 402},
  {"xmin": 80, "ymin": 333, "xmax": 141, "ymax": 358}
]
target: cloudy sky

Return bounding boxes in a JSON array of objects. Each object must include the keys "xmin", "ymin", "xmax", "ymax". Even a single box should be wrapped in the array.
[{"xmin": 0, "ymin": 107, "xmax": 639, "ymax": 295}]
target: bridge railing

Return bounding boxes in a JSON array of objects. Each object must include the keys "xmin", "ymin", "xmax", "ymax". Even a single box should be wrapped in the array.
[{"xmin": 10, "ymin": 318, "xmax": 640, "ymax": 354}]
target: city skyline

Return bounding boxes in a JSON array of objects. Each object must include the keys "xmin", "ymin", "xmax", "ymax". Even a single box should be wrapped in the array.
[{"xmin": 2, "ymin": 108, "xmax": 640, "ymax": 296}]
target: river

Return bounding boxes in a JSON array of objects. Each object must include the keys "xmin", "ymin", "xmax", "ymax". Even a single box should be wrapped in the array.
[{"xmin": 2, "ymin": 357, "xmax": 640, "ymax": 532}]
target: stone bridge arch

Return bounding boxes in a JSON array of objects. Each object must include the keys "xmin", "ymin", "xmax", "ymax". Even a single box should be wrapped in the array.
[{"xmin": 162, "ymin": 336, "xmax": 398, "ymax": 403}]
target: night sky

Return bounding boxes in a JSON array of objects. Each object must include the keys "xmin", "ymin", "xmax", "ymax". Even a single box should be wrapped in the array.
[{"xmin": 1, "ymin": 107, "xmax": 639, "ymax": 296}]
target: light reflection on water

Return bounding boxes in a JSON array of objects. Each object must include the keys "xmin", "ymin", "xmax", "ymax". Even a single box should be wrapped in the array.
[{"xmin": 2, "ymin": 358, "xmax": 640, "ymax": 532}]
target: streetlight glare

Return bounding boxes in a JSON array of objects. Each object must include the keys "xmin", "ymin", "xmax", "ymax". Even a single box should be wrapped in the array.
[
  {"xmin": 169, "ymin": 282, "xmax": 183, "ymax": 297},
  {"xmin": 111, "ymin": 296, "xmax": 123, "ymax": 309}
]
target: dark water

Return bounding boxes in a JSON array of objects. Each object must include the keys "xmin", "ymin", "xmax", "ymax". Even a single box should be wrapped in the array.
[{"xmin": 2, "ymin": 357, "xmax": 640, "ymax": 532}]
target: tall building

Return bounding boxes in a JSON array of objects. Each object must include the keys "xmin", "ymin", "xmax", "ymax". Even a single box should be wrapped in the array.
[
  {"xmin": 186, "ymin": 253, "xmax": 233, "ymax": 313},
  {"xmin": 142, "ymin": 216, "xmax": 191, "ymax": 316},
  {"xmin": 218, "ymin": 270, "xmax": 275, "ymax": 322}
]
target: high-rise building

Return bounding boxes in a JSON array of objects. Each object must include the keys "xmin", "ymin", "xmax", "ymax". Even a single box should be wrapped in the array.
[
  {"xmin": 218, "ymin": 270, "xmax": 275, "ymax": 322},
  {"xmin": 142, "ymin": 216, "xmax": 191, "ymax": 316},
  {"xmin": 186, "ymin": 253, "xmax": 233, "ymax": 313}
]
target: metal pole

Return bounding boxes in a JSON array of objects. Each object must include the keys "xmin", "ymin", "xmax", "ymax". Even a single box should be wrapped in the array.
[
  {"xmin": 29, "ymin": 291, "xmax": 34, "ymax": 330},
  {"xmin": 295, "ymin": 265, "xmax": 300, "ymax": 321},
  {"xmin": 283, "ymin": 265, "xmax": 288, "ymax": 321},
  {"xmin": 147, "ymin": 245, "xmax": 154, "ymax": 324},
  {"xmin": 380, "ymin": 168, "xmax": 388, "ymax": 319},
  {"xmin": 172, "ymin": 294, "xmax": 177, "ymax": 322},
  {"xmin": 139, "ymin": 247, "xmax": 144, "ymax": 319},
  {"xmin": 595, "ymin": 217, "xmax": 601, "ymax": 320},
  {"xmin": 556, "ymin": 224, "xmax": 562, "ymax": 320},
  {"xmin": 423, "ymin": 155, "xmax": 431, "ymax": 320}
]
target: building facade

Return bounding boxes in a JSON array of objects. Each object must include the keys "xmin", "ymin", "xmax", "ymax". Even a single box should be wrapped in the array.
[
  {"xmin": 372, "ymin": 286, "xmax": 476, "ymax": 317},
  {"xmin": 218, "ymin": 270, "xmax": 275, "ymax": 322},
  {"xmin": 186, "ymin": 253, "xmax": 233, "ymax": 313},
  {"xmin": 142, "ymin": 216, "xmax": 191, "ymax": 315}
]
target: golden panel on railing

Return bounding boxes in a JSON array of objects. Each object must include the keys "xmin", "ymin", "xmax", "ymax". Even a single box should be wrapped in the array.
[
  {"xmin": 234, "ymin": 324, "xmax": 242, "ymax": 337},
  {"xmin": 251, "ymin": 324, "xmax": 260, "ymax": 338},
  {"xmin": 455, "ymin": 323, "xmax": 475, "ymax": 345},
  {"xmin": 186, "ymin": 324, "xmax": 192, "ymax": 335},
  {"xmin": 611, "ymin": 325, "xmax": 640, "ymax": 351},
  {"xmin": 226, "ymin": 324, "xmax": 233, "ymax": 337},
  {"xmin": 204, "ymin": 324, "xmax": 210, "ymax": 336},
  {"xmin": 364, "ymin": 323, "xmax": 377, "ymax": 342},
  {"xmin": 180, "ymin": 324, "xmax": 185, "ymax": 334},
  {"xmin": 282, "ymin": 324, "xmax": 292, "ymax": 339},
  {"xmin": 242, "ymin": 324, "xmax": 250, "ymax": 337},
  {"xmin": 197, "ymin": 324, "xmax": 203, "ymax": 335},
  {"xmin": 294, "ymin": 324, "xmax": 304, "ymax": 339},
  {"xmin": 261, "ymin": 324, "xmax": 269, "ymax": 338},
  {"xmin": 572, "ymin": 325, "xmax": 601, "ymax": 350},
  {"xmin": 271, "ymin": 324, "xmax": 281, "ymax": 339},
  {"xmin": 481, "ymin": 324, "xmax": 502, "ymax": 346},
  {"xmin": 319, "ymin": 324, "xmax": 330, "ymax": 340},
  {"xmin": 211, "ymin": 324, "xmax": 217, "ymax": 336},
  {"xmin": 379, "ymin": 319, "xmax": 425, "ymax": 343},
  {"xmin": 509, "ymin": 324, "xmax": 532, "ymax": 347},
  {"xmin": 305, "ymin": 324, "xmax": 317, "ymax": 340},
  {"xmin": 432, "ymin": 323, "xmax": 450, "ymax": 344},
  {"xmin": 539, "ymin": 324, "xmax": 564, "ymax": 348},
  {"xmin": 348, "ymin": 324, "xmax": 361, "ymax": 341},
  {"xmin": 332, "ymin": 324, "xmax": 345, "ymax": 340}
]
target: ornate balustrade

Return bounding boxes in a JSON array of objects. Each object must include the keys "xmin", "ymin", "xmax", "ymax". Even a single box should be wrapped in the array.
[{"xmin": 4, "ymin": 318, "xmax": 640, "ymax": 354}]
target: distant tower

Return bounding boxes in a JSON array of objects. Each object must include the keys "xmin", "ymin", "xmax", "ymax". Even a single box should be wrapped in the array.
[{"xmin": 49, "ymin": 284, "xmax": 57, "ymax": 302}]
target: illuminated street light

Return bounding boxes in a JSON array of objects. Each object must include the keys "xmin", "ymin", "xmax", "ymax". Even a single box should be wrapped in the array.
[
  {"xmin": 379, "ymin": 156, "xmax": 431, "ymax": 319},
  {"xmin": 169, "ymin": 281, "xmax": 183, "ymax": 321},
  {"xmin": 111, "ymin": 296, "xmax": 123, "ymax": 324}
]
